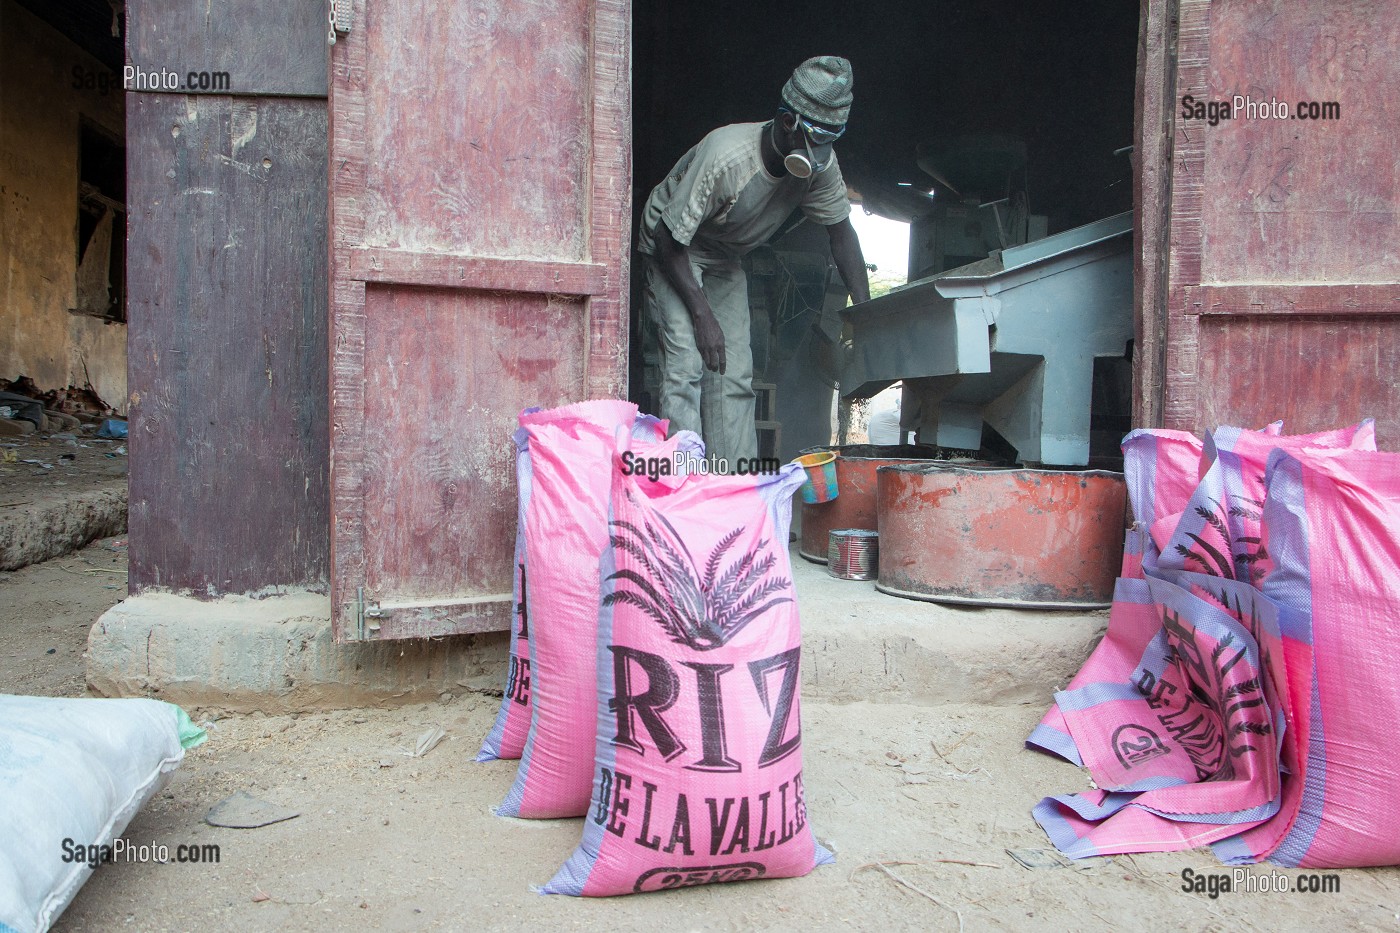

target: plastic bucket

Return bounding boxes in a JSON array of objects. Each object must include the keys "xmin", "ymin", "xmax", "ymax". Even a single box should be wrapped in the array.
[
  {"xmin": 796, "ymin": 445, "xmax": 997, "ymax": 564},
  {"xmin": 794, "ymin": 450, "xmax": 839, "ymax": 504}
]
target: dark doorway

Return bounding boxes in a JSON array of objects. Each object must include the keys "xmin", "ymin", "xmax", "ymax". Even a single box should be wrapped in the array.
[{"xmin": 629, "ymin": 1, "xmax": 1141, "ymax": 458}]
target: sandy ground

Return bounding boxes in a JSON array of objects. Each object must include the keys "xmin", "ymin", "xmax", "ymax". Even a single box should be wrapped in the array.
[
  {"xmin": 0, "ymin": 434, "xmax": 128, "ymax": 503},
  {"xmin": 0, "ymin": 534, "xmax": 128, "ymax": 696},
  {"xmin": 3, "ymin": 541, "xmax": 1400, "ymax": 932}
]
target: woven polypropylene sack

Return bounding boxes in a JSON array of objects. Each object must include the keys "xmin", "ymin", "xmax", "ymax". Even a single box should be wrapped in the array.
[
  {"xmin": 1029, "ymin": 423, "xmax": 1287, "ymax": 763},
  {"xmin": 1155, "ymin": 421, "xmax": 1376, "ymax": 587},
  {"xmin": 0, "ymin": 697, "xmax": 205, "ymax": 933},
  {"xmin": 1032, "ymin": 571, "xmax": 1285, "ymax": 858},
  {"xmin": 1029, "ymin": 428, "xmax": 1209, "ymax": 762},
  {"xmin": 1028, "ymin": 424, "xmax": 1392, "ymax": 867},
  {"xmin": 498, "ymin": 403, "xmax": 700, "ymax": 818},
  {"xmin": 1252, "ymin": 445, "xmax": 1400, "ymax": 868},
  {"xmin": 476, "ymin": 418, "xmax": 539, "ymax": 762},
  {"xmin": 478, "ymin": 410, "xmax": 670, "ymax": 763},
  {"xmin": 543, "ymin": 459, "xmax": 832, "ymax": 896}
]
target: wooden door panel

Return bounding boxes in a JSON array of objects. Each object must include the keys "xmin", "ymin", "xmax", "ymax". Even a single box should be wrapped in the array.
[
  {"xmin": 358, "ymin": 0, "xmax": 591, "ymax": 258},
  {"xmin": 1156, "ymin": 0, "xmax": 1400, "ymax": 444},
  {"xmin": 127, "ymin": 93, "xmax": 329, "ymax": 594},
  {"xmin": 360, "ymin": 286, "xmax": 586, "ymax": 607},
  {"xmin": 330, "ymin": 0, "xmax": 631, "ymax": 640},
  {"xmin": 1195, "ymin": 311, "xmax": 1400, "ymax": 450},
  {"xmin": 1197, "ymin": 1, "xmax": 1398, "ymax": 286},
  {"xmin": 127, "ymin": 0, "xmax": 328, "ymax": 97}
]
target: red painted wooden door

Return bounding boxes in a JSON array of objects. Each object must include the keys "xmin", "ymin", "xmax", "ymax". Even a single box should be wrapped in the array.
[
  {"xmin": 329, "ymin": 0, "xmax": 631, "ymax": 640},
  {"xmin": 1155, "ymin": 0, "xmax": 1400, "ymax": 445}
]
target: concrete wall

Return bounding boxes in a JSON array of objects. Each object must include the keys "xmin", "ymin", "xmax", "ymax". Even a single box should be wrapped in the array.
[{"xmin": 0, "ymin": 0, "xmax": 126, "ymax": 409}]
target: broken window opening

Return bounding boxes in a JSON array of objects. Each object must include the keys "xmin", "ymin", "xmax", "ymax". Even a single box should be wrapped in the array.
[{"xmin": 75, "ymin": 120, "xmax": 126, "ymax": 324}]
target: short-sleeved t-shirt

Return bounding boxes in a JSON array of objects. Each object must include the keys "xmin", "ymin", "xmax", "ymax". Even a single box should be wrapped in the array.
[{"xmin": 636, "ymin": 122, "xmax": 851, "ymax": 267}]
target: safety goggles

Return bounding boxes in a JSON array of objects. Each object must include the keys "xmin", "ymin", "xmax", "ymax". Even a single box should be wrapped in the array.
[{"xmin": 781, "ymin": 108, "xmax": 846, "ymax": 145}]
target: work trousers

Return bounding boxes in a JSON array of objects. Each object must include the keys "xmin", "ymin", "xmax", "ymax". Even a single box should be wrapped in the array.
[{"xmin": 644, "ymin": 256, "xmax": 758, "ymax": 464}]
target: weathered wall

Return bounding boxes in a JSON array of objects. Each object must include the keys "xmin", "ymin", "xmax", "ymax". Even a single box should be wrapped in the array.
[{"xmin": 0, "ymin": 0, "xmax": 126, "ymax": 409}]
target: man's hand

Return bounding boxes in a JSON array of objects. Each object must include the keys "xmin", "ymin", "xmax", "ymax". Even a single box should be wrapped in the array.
[
  {"xmin": 655, "ymin": 219, "xmax": 729, "ymax": 373},
  {"xmin": 692, "ymin": 310, "xmax": 726, "ymax": 373},
  {"xmin": 826, "ymin": 217, "xmax": 872, "ymax": 308}
]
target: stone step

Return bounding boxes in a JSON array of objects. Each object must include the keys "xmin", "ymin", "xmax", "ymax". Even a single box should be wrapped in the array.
[
  {"xmin": 88, "ymin": 545, "xmax": 1106, "ymax": 714},
  {"xmin": 792, "ymin": 547, "xmax": 1106, "ymax": 707},
  {"xmin": 0, "ymin": 479, "xmax": 126, "ymax": 571}
]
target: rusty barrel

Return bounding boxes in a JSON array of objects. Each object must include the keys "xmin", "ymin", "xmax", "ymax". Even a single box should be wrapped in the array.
[
  {"xmin": 875, "ymin": 464, "xmax": 1127, "ymax": 609},
  {"xmin": 798, "ymin": 445, "xmax": 940, "ymax": 564}
]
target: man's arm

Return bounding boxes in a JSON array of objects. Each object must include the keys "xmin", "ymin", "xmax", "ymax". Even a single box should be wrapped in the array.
[
  {"xmin": 826, "ymin": 216, "xmax": 871, "ymax": 308},
  {"xmin": 654, "ymin": 219, "xmax": 727, "ymax": 373}
]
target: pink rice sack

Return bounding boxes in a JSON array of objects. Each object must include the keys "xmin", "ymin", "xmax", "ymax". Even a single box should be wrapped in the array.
[
  {"xmin": 1033, "ymin": 570, "xmax": 1287, "ymax": 858},
  {"xmin": 1246, "ymin": 445, "xmax": 1400, "ymax": 868},
  {"xmin": 477, "ymin": 408, "xmax": 669, "ymax": 763},
  {"xmin": 1027, "ymin": 428, "xmax": 1207, "ymax": 762},
  {"xmin": 1029, "ymin": 422, "xmax": 1396, "ymax": 868},
  {"xmin": 497, "ymin": 403, "xmax": 700, "ymax": 818},
  {"xmin": 543, "ymin": 458, "xmax": 832, "ymax": 896},
  {"xmin": 476, "ymin": 419, "xmax": 538, "ymax": 762},
  {"xmin": 1028, "ymin": 421, "xmax": 1292, "ymax": 763},
  {"xmin": 1155, "ymin": 421, "xmax": 1376, "ymax": 586}
]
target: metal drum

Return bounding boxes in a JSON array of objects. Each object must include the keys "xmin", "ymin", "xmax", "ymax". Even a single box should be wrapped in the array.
[
  {"xmin": 875, "ymin": 464, "xmax": 1127, "ymax": 609},
  {"xmin": 798, "ymin": 444, "xmax": 941, "ymax": 564},
  {"xmin": 827, "ymin": 529, "xmax": 879, "ymax": 580}
]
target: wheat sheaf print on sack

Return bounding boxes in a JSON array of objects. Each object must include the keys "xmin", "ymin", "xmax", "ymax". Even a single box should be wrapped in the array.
[
  {"xmin": 544, "ymin": 458, "xmax": 833, "ymax": 897},
  {"xmin": 605, "ymin": 501, "xmax": 793, "ymax": 653}
]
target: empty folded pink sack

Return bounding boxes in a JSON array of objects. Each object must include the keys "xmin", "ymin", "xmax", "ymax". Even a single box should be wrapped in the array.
[
  {"xmin": 1035, "ymin": 570, "xmax": 1286, "ymax": 857},
  {"xmin": 1028, "ymin": 421, "xmax": 1362, "ymax": 762},
  {"xmin": 1030, "ymin": 421, "xmax": 1400, "ymax": 869},
  {"xmin": 1027, "ymin": 427, "xmax": 1208, "ymax": 761}
]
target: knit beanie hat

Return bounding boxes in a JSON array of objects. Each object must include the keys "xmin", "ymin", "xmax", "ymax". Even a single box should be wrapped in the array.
[{"xmin": 782, "ymin": 56, "xmax": 854, "ymax": 126}]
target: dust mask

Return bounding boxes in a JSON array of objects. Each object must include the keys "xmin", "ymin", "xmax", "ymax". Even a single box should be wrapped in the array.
[
  {"xmin": 773, "ymin": 120, "xmax": 819, "ymax": 179},
  {"xmin": 784, "ymin": 134, "xmax": 816, "ymax": 178}
]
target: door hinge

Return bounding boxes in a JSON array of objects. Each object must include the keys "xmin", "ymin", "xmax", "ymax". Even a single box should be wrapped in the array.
[
  {"xmin": 354, "ymin": 585, "xmax": 383, "ymax": 639},
  {"xmin": 328, "ymin": 0, "xmax": 353, "ymax": 45}
]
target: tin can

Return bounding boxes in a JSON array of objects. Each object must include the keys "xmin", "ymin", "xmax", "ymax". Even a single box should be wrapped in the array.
[{"xmin": 827, "ymin": 528, "xmax": 879, "ymax": 580}]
